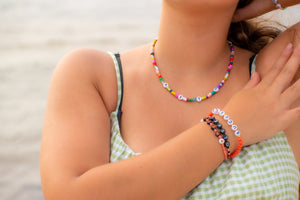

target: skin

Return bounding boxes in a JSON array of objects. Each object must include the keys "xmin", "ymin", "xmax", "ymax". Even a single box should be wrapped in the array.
[
  {"xmin": 40, "ymin": 0, "xmax": 300, "ymax": 199},
  {"xmin": 233, "ymin": 0, "xmax": 300, "ymax": 21}
]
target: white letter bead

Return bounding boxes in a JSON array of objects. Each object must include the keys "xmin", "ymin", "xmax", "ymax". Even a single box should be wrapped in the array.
[
  {"xmin": 224, "ymin": 115, "xmax": 230, "ymax": 120},
  {"xmin": 228, "ymin": 120, "xmax": 233, "ymax": 125},
  {"xmin": 219, "ymin": 111, "xmax": 225, "ymax": 116},
  {"xmin": 235, "ymin": 130, "xmax": 241, "ymax": 137},
  {"xmin": 217, "ymin": 109, "xmax": 221, "ymax": 114},
  {"xmin": 163, "ymin": 82, "xmax": 168, "ymax": 88},
  {"xmin": 197, "ymin": 97, "xmax": 202, "ymax": 102},
  {"xmin": 219, "ymin": 138, "xmax": 225, "ymax": 144},
  {"xmin": 212, "ymin": 108, "xmax": 218, "ymax": 114},
  {"xmin": 232, "ymin": 125, "xmax": 238, "ymax": 131},
  {"xmin": 178, "ymin": 95, "xmax": 183, "ymax": 100}
]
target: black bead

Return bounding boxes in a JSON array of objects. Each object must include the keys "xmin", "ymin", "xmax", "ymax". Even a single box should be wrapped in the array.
[
  {"xmin": 203, "ymin": 118, "xmax": 206, "ymax": 122},
  {"xmin": 210, "ymin": 126, "xmax": 215, "ymax": 131},
  {"xmin": 223, "ymin": 134, "xmax": 228, "ymax": 140},
  {"xmin": 215, "ymin": 132, "xmax": 220, "ymax": 137},
  {"xmin": 224, "ymin": 141, "xmax": 230, "ymax": 148},
  {"xmin": 213, "ymin": 119, "xmax": 219, "ymax": 125},
  {"xmin": 217, "ymin": 123, "xmax": 222, "ymax": 129},
  {"xmin": 220, "ymin": 129, "xmax": 226, "ymax": 135},
  {"xmin": 209, "ymin": 116, "xmax": 215, "ymax": 121}
]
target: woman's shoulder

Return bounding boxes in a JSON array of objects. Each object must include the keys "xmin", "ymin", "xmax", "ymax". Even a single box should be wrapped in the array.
[{"xmin": 52, "ymin": 48, "xmax": 119, "ymax": 113}]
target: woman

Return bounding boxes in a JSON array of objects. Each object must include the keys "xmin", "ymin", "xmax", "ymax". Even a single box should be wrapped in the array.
[{"xmin": 41, "ymin": 0, "xmax": 300, "ymax": 199}]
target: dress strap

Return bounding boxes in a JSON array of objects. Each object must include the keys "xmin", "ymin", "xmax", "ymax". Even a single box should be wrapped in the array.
[
  {"xmin": 249, "ymin": 54, "xmax": 257, "ymax": 76},
  {"xmin": 108, "ymin": 52, "xmax": 124, "ymax": 123}
]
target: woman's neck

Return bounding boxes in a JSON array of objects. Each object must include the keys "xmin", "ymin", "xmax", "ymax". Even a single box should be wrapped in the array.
[{"xmin": 155, "ymin": 1, "xmax": 237, "ymax": 76}]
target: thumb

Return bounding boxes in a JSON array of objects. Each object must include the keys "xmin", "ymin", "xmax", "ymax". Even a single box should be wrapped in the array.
[{"xmin": 244, "ymin": 71, "xmax": 261, "ymax": 89}]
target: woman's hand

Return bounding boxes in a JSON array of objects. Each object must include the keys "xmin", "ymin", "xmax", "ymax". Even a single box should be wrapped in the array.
[
  {"xmin": 232, "ymin": 0, "xmax": 299, "ymax": 22},
  {"xmin": 222, "ymin": 43, "xmax": 300, "ymax": 146}
]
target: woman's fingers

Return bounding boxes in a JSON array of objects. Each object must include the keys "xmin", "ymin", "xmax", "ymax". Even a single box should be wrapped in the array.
[
  {"xmin": 244, "ymin": 71, "xmax": 261, "ymax": 89},
  {"xmin": 280, "ymin": 76, "xmax": 300, "ymax": 109},
  {"xmin": 260, "ymin": 43, "xmax": 293, "ymax": 87},
  {"xmin": 271, "ymin": 44, "xmax": 300, "ymax": 93}
]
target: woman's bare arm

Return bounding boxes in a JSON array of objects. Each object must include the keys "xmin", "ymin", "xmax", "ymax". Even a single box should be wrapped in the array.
[
  {"xmin": 40, "ymin": 48, "xmax": 236, "ymax": 200},
  {"xmin": 41, "ymin": 43, "xmax": 300, "ymax": 199}
]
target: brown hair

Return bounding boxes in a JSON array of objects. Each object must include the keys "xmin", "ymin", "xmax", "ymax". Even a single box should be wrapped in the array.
[{"xmin": 228, "ymin": 0, "xmax": 284, "ymax": 53}]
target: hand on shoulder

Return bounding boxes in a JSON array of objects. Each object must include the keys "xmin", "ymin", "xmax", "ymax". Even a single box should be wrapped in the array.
[{"xmin": 254, "ymin": 21, "xmax": 300, "ymax": 168}]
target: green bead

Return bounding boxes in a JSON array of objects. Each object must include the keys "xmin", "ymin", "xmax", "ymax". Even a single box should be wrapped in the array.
[
  {"xmin": 188, "ymin": 98, "xmax": 193, "ymax": 102},
  {"xmin": 159, "ymin": 77, "xmax": 163, "ymax": 82},
  {"xmin": 211, "ymin": 91, "xmax": 216, "ymax": 95}
]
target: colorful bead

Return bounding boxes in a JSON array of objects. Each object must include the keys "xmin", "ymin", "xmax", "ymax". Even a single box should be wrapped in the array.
[
  {"xmin": 228, "ymin": 120, "xmax": 233, "ymax": 126},
  {"xmin": 232, "ymin": 125, "xmax": 238, "ymax": 131},
  {"xmin": 202, "ymin": 115, "xmax": 230, "ymax": 161},
  {"xmin": 151, "ymin": 39, "xmax": 235, "ymax": 102},
  {"xmin": 235, "ymin": 130, "xmax": 241, "ymax": 137},
  {"xmin": 224, "ymin": 115, "xmax": 230, "ymax": 120},
  {"xmin": 224, "ymin": 141, "xmax": 230, "ymax": 148},
  {"xmin": 219, "ymin": 111, "xmax": 225, "ymax": 116},
  {"xmin": 272, "ymin": 0, "xmax": 286, "ymax": 10},
  {"xmin": 219, "ymin": 138, "xmax": 225, "ymax": 144},
  {"xmin": 212, "ymin": 109, "xmax": 243, "ymax": 158}
]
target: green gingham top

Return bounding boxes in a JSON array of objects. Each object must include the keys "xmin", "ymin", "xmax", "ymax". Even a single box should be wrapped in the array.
[{"xmin": 108, "ymin": 53, "xmax": 300, "ymax": 199}]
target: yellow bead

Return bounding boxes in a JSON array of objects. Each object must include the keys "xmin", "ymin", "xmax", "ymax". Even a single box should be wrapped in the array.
[{"xmin": 171, "ymin": 91, "xmax": 176, "ymax": 95}]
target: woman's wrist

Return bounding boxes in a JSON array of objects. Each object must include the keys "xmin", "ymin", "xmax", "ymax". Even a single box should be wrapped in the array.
[
  {"xmin": 201, "ymin": 109, "xmax": 241, "ymax": 160},
  {"xmin": 213, "ymin": 115, "xmax": 239, "ymax": 154}
]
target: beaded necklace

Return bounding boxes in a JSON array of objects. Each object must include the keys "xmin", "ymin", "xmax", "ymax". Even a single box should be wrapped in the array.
[{"xmin": 150, "ymin": 39, "xmax": 235, "ymax": 102}]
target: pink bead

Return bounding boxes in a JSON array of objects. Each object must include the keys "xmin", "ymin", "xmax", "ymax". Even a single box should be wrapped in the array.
[
  {"xmin": 228, "ymin": 65, "xmax": 232, "ymax": 69},
  {"xmin": 175, "ymin": 94, "xmax": 179, "ymax": 98}
]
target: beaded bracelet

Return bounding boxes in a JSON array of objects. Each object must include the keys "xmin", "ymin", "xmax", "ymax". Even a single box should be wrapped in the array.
[
  {"xmin": 201, "ymin": 115, "xmax": 230, "ymax": 160},
  {"xmin": 272, "ymin": 0, "xmax": 286, "ymax": 10},
  {"xmin": 212, "ymin": 109, "xmax": 243, "ymax": 158}
]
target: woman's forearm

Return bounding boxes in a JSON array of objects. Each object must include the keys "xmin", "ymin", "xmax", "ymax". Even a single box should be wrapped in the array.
[{"xmin": 47, "ymin": 122, "xmax": 237, "ymax": 200}]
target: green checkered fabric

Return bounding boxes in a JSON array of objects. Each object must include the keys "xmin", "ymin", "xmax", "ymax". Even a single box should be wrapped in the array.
[{"xmin": 108, "ymin": 53, "xmax": 300, "ymax": 199}]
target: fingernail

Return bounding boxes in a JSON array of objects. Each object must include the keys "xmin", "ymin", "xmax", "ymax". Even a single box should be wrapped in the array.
[
  {"xmin": 286, "ymin": 43, "xmax": 293, "ymax": 51},
  {"xmin": 251, "ymin": 71, "xmax": 255, "ymax": 79}
]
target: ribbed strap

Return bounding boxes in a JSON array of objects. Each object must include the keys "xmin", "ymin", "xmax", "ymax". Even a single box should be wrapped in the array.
[
  {"xmin": 107, "ymin": 52, "xmax": 123, "ymax": 122},
  {"xmin": 249, "ymin": 54, "xmax": 257, "ymax": 76}
]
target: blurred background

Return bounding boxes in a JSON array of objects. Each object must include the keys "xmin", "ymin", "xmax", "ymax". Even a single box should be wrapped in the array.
[{"xmin": 0, "ymin": 0, "xmax": 299, "ymax": 199}]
